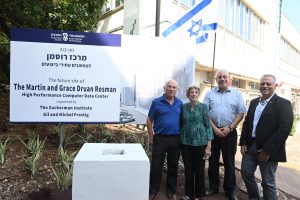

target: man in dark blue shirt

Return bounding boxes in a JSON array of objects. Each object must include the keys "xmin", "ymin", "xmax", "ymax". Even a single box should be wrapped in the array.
[{"xmin": 147, "ymin": 79, "xmax": 183, "ymax": 200}]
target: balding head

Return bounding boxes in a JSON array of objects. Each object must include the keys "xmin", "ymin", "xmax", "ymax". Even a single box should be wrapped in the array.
[
  {"xmin": 215, "ymin": 69, "xmax": 230, "ymax": 91},
  {"xmin": 164, "ymin": 79, "xmax": 178, "ymax": 99}
]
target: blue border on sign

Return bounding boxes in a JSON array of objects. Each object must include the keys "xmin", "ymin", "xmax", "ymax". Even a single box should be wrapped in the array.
[{"xmin": 10, "ymin": 27, "xmax": 121, "ymax": 47}]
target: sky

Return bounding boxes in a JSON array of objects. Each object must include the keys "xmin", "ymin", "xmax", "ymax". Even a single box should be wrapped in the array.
[{"xmin": 282, "ymin": 0, "xmax": 300, "ymax": 32}]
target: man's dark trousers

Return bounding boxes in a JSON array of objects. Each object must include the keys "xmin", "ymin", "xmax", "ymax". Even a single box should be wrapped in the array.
[
  {"xmin": 149, "ymin": 135, "xmax": 180, "ymax": 195},
  {"xmin": 208, "ymin": 130, "xmax": 237, "ymax": 195}
]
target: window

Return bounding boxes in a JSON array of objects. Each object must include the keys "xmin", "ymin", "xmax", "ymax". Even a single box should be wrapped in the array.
[
  {"xmin": 115, "ymin": 0, "xmax": 124, "ymax": 7},
  {"xmin": 102, "ymin": 0, "xmax": 124, "ymax": 13},
  {"xmin": 248, "ymin": 82, "xmax": 259, "ymax": 90},
  {"xmin": 280, "ymin": 37, "xmax": 300, "ymax": 68},
  {"xmin": 247, "ymin": 9, "xmax": 252, "ymax": 42},
  {"xmin": 218, "ymin": 0, "xmax": 265, "ymax": 47},
  {"xmin": 104, "ymin": 1, "xmax": 111, "ymax": 12},
  {"xmin": 229, "ymin": 0, "xmax": 234, "ymax": 32},
  {"xmin": 239, "ymin": 2, "xmax": 245, "ymax": 37},
  {"xmin": 218, "ymin": 0, "xmax": 226, "ymax": 26},
  {"xmin": 232, "ymin": 79, "xmax": 240, "ymax": 87},
  {"xmin": 234, "ymin": 0, "xmax": 240, "ymax": 34}
]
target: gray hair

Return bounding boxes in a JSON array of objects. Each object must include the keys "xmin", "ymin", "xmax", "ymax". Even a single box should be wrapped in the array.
[
  {"xmin": 186, "ymin": 85, "xmax": 200, "ymax": 97},
  {"xmin": 215, "ymin": 69, "xmax": 229, "ymax": 79},
  {"xmin": 261, "ymin": 74, "xmax": 276, "ymax": 82},
  {"xmin": 164, "ymin": 79, "xmax": 179, "ymax": 90}
]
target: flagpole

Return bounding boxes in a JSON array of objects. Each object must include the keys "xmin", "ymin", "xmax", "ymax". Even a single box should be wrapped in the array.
[
  {"xmin": 278, "ymin": 0, "xmax": 283, "ymax": 32},
  {"xmin": 155, "ymin": 0, "xmax": 161, "ymax": 37},
  {"xmin": 210, "ymin": 32, "xmax": 217, "ymax": 89}
]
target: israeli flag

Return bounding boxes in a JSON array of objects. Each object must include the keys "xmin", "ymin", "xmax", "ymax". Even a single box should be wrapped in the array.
[{"xmin": 162, "ymin": 0, "xmax": 218, "ymax": 44}]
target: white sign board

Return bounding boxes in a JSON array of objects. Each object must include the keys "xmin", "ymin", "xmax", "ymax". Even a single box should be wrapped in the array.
[{"xmin": 10, "ymin": 28, "xmax": 195, "ymax": 123}]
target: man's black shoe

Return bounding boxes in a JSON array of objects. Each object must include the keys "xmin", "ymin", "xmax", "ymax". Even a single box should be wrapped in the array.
[
  {"xmin": 167, "ymin": 193, "xmax": 177, "ymax": 200},
  {"xmin": 206, "ymin": 189, "xmax": 219, "ymax": 196}
]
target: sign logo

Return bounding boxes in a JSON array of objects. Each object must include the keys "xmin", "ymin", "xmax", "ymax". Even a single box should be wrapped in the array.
[{"xmin": 63, "ymin": 33, "xmax": 69, "ymax": 41}]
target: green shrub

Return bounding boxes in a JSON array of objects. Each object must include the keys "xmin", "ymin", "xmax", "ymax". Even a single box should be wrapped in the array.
[
  {"xmin": 51, "ymin": 147, "xmax": 77, "ymax": 191},
  {"xmin": 19, "ymin": 131, "xmax": 46, "ymax": 175},
  {"xmin": 290, "ymin": 118, "xmax": 299, "ymax": 136},
  {"xmin": 100, "ymin": 130, "xmax": 116, "ymax": 143},
  {"xmin": 54, "ymin": 125, "xmax": 77, "ymax": 147},
  {"xmin": 23, "ymin": 150, "xmax": 43, "ymax": 176},
  {"xmin": 76, "ymin": 132, "xmax": 93, "ymax": 144},
  {"xmin": 0, "ymin": 137, "xmax": 10, "ymax": 164},
  {"xmin": 54, "ymin": 125, "xmax": 66, "ymax": 147},
  {"xmin": 58, "ymin": 147, "xmax": 77, "ymax": 171},
  {"xmin": 20, "ymin": 133, "xmax": 46, "ymax": 155},
  {"xmin": 51, "ymin": 164, "xmax": 73, "ymax": 191}
]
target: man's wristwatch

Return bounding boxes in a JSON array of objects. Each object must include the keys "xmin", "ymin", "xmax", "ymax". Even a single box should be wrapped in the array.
[{"xmin": 228, "ymin": 126, "xmax": 233, "ymax": 132}]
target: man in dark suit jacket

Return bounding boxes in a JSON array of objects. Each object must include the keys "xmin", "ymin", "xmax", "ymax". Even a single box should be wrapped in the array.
[{"xmin": 239, "ymin": 74, "xmax": 293, "ymax": 200}]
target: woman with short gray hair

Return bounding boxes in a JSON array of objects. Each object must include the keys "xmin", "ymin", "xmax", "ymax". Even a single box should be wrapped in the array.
[{"xmin": 180, "ymin": 85, "xmax": 214, "ymax": 200}]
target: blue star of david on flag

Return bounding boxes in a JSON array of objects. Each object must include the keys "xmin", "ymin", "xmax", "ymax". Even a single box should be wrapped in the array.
[
  {"xmin": 187, "ymin": 19, "xmax": 217, "ymax": 43},
  {"xmin": 162, "ymin": 0, "xmax": 218, "ymax": 44}
]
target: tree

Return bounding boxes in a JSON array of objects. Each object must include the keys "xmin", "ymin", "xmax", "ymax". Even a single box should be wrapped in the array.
[{"xmin": 0, "ymin": 0, "xmax": 106, "ymax": 83}]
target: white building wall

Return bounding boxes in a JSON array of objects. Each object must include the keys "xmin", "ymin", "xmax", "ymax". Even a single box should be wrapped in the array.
[
  {"xmin": 97, "ymin": 8, "xmax": 124, "ymax": 34},
  {"xmin": 278, "ymin": 15, "xmax": 300, "ymax": 88},
  {"xmin": 281, "ymin": 15, "xmax": 300, "ymax": 49},
  {"xmin": 123, "ymin": 0, "xmax": 140, "ymax": 35},
  {"xmin": 213, "ymin": 28, "xmax": 271, "ymax": 79},
  {"xmin": 97, "ymin": 0, "xmax": 300, "ymax": 106}
]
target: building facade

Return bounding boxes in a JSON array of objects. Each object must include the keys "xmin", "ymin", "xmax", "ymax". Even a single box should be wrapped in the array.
[{"xmin": 98, "ymin": 0, "xmax": 300, "ymax": 115}]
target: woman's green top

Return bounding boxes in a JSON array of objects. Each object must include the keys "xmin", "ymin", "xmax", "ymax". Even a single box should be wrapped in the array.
[{"xmin": 180, "ymin": 102, "xmax": 213, "ymax": 146}]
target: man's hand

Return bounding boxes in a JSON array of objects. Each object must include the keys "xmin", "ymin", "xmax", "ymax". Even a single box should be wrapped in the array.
[
  {"xmin": 214, "ymin": 127, "xmax": 226, "ymax": 138},
  {"xmin": 148, "ymin": 132, "xmax": 154, "ymax": 145},
  {"xmin": 146, "ymin": 117, "xmax": 154, "ymax": 145},
  {"xmin": 220, "ymin": 127, "xmax": 231, "ymax": 137},
  {"xmin": 240, "ymin": 145, "xmax": 247, "ymax": 156},
  {"xmin": 258, "ymin": 151, "xmax": 270, "ymax": 162}
]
